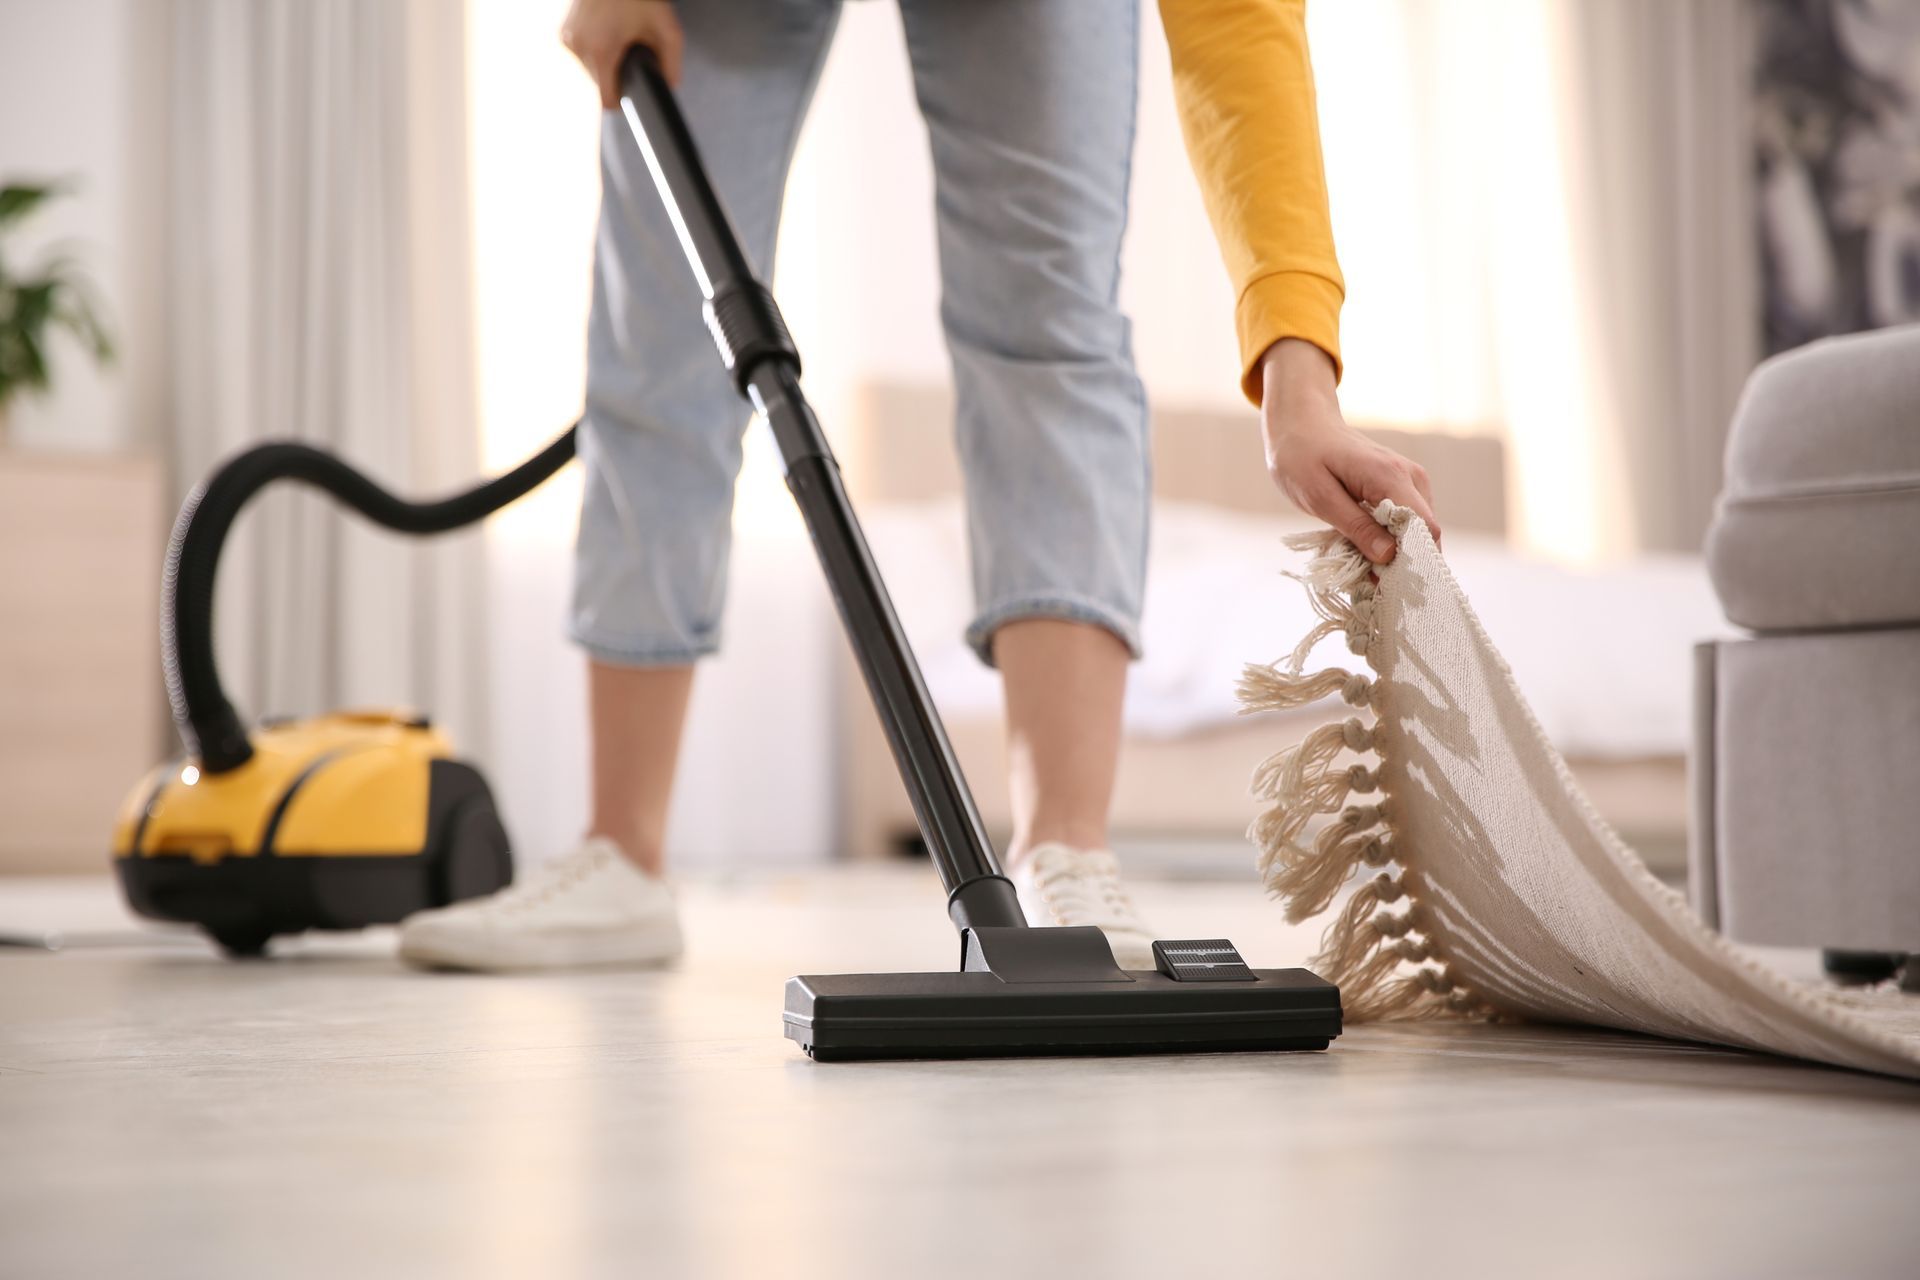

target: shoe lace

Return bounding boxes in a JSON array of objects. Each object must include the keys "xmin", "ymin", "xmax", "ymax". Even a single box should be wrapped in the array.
[
  {"xmin": 1032, "ymin": 854, "xmax": 1142, "ymax": 931},
  {"xmin": 495, "ymin": 844, "xmax": 612, "ymax": 913}
]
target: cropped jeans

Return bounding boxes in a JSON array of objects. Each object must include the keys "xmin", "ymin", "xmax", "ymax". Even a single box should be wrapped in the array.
[{"xmin": 572, "ymin": 0, "xmax": 1149, "ymax": 668}]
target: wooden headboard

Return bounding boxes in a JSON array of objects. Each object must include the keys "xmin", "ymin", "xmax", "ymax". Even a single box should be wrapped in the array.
[{"xmin": 838, "ymin": 380, "xmax": 1508, "ymax": 538}]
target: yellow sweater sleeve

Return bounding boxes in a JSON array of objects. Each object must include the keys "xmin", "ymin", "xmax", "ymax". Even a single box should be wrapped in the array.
[{"xmin": 1159, "ymin": 0, "xmax": 1345, "ymax": 403}]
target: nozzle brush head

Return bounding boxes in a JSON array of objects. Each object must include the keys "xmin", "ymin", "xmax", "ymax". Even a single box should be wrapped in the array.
[{"xmin": 783, "ymin": 967, "xmax": 1341, "ymax": 1061}]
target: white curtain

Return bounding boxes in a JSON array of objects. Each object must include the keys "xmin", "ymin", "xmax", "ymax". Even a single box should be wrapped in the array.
[
  {"xmin": 1310, "ymin": 0, "xmax": 1758, "ymax": 560},
  {"xmin": 1554, "ymin": 0, "xmax": 1759, "ymax": 554},
  {"xmin": 167, "ymin": 0, "xmax": 488, "ymax": 753}
]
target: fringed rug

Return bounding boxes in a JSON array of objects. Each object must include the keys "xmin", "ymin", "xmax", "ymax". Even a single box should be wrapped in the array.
[{"xmin": 1241, "ymin": 502, "xmax": 1920, "ymax": 1079}]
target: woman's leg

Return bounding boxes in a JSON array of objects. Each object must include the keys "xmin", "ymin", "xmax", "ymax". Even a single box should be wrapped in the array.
[
  {"xmin": 570, "ymin": 0, "xmax": 843, "ymax": 875},
  {"xmin": 898, "ymin": 0, "xmax": 1147, "ymax": 868},
  {"xmin": 995, "ymin": 620, "xmax": 1129, "ymax": 864},
  {"xmin": 399, "ymin": 1, "xmax": 842, "ymax": 971},
  {"xmin": 586, "ymin": 662, "xmax": 693, "ymax": 878}
]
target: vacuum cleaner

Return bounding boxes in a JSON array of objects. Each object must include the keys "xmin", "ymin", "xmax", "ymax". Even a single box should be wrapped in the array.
[
  {"xmin": 115, "ymin": 48, "xmax": 1343, "ymax": 1060},
  {"xmin": 111, "ymin": 427, "xmax": 575, "ymax": 956}
]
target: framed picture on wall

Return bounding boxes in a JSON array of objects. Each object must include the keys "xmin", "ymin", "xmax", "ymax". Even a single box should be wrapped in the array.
[{"xmin": 1756, "ymin": 0, "xmax": 1920, "ymax": 354}]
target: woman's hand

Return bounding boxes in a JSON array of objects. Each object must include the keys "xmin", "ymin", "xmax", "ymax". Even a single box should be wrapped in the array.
[
  {"xmin": 1259, "ymin": 339, "xmax": 1442, "ymax": 564},
  {"xmin": 562, "ymin": 0, "xmax": 684, "ymax": 106}
]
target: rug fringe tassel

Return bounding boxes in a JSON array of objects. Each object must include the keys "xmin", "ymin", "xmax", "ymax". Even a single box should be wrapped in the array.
[
  {"xmin": 1235, "ymin": 666, "xmax": 1373, "ymax": 715},
  {"xmin": 1242, "ymin": 502, "xmax": 1494, "ymax": 1024}
]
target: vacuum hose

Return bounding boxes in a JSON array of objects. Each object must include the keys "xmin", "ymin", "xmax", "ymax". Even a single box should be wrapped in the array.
[{"xmin": 163, "ymin": 426, "xmax": 579, "ymax": 774}]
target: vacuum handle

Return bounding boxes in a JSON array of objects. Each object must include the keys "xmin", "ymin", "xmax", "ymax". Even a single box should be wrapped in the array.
[
  {"xmin": 616, "ymin": 48, "xmax": 802, "ymax": 396},
  {"xmin": 616, "ymin": 47, "xmax": 1024, "ymax": 932}
]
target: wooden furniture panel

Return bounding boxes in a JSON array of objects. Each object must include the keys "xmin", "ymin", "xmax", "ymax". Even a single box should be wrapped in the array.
[{"xmin": 0, "ymin": 452, "xmax": 165, "ymax": 873}]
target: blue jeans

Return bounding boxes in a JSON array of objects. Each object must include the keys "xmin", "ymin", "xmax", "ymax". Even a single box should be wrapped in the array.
[{"xmin": 573, "ymin": 0, "xmax": 1147, "ymax": 667}]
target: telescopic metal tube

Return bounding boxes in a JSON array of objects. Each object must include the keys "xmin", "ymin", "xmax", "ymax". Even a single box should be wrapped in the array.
[{"xmin": 616, "ymin": 48, "xmax": 1023, "ymax": 931}]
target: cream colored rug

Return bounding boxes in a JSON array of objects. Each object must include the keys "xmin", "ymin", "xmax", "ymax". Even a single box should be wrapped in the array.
[{"xmin": 1241, "ymin": 503, "xmax": 1920, "ymax": 1078}]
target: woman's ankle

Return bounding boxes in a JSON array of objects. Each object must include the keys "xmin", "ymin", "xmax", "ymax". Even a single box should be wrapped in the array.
[
  {"xmin": 1007, "ymin": 819, "xmax": 1111, "ymax": 867},
  {"xmin": 586, "ymin": 825, "xmax": 666, "ymax": 877}
]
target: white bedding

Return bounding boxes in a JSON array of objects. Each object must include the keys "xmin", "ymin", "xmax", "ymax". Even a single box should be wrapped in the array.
[{"xmin": 865, "ymin": 499, "xmax": 1729, "ymax": 759}]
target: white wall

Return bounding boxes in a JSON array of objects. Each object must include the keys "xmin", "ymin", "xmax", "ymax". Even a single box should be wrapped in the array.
[{"xmin": 0, "ymin": 0, "xmax": 169, "ymax": 454}]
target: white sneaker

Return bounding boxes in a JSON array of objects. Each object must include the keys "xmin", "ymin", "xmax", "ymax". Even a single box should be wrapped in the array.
[
  {"xmin": 1008, "ymin": 842, "xmax": 1157, "ymax": 970},
  {"xmin": 398, "ymin": 836, "xmax": 683, "ymax": 972}
]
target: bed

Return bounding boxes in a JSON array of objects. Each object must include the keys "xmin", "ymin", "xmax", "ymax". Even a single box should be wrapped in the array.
[{"xmin": 836, "ymin": 382, "xmax": 1720, "ymax": 875}]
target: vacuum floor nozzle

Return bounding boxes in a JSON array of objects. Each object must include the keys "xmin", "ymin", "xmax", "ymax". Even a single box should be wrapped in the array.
[
  {"xmin": 784, "ymin": 968, "xmax": 1340, "ymax": 1061},
  {"xmin": 784, "ymin": 929, "xmax": 1341, "ymax": 1061}
]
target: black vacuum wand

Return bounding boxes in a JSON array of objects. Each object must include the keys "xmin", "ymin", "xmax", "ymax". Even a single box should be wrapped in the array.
[{"xmin": 617, "ymin": 50, "xmax": 1341, "ymax": 1059}]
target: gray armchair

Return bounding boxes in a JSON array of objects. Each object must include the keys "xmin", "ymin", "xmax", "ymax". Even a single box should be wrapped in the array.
[{"xmin": 1691, "ymin": 324, "xmax": 1920, "ymax": 982}]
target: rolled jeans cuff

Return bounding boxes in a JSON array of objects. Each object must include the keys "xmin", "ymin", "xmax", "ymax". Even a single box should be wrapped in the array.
[{"xmin": 965, "ymin": 592, "xmax": 1144, "ymax": 668}]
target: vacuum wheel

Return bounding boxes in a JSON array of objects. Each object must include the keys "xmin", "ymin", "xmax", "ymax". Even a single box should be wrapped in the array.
[
  {"xmin": 423, "ymin": 759, "xmax": 515, "ymax": 906},
  {"xmin": 209, "ymin": 926, "xmax": 274, "ymax": 959},
  {"xmin": 442, "ymin": 798, "xmax": 513, "ymax": 903}
]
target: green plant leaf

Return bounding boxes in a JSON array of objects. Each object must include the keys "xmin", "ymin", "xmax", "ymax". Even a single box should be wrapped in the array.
[
  {"xmin": 0, "ymin": 328, "xmax": 25, "ymax": 383},
  {"xmin": 8, "ymin": 325, "xmax": 50, "ymax": 392},
  {"xmin": 0, "ymin": 179, "xmax": 114, "ymax": 401},
  {"xmin": 11, "ymin": 280, "xmax": 54, "ymax": 334},
  {"xmin": 0, "ymin": 182, "xmax": 69, "ymax": 228}
]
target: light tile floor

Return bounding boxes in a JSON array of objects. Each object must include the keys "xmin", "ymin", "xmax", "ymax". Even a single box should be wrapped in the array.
[{"xmin": 2, "ymin": 868, "xmax": 1916, "ymax": 1280}]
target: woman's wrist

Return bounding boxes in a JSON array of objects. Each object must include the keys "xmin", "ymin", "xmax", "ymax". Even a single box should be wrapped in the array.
[
  {"xmin": 1259, "ymin": 338, "xmax": 1339, "ymax": 417},
  {"xmin": 1259, "ymin": 338, "xmax": 1341, "ymax": 440}
]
